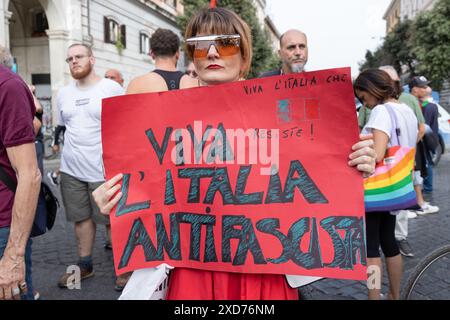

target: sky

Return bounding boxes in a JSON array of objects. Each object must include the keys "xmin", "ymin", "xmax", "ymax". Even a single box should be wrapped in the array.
[{"xmin": 266, "ymin": 0, "xmax": 392, "ymax": 77}]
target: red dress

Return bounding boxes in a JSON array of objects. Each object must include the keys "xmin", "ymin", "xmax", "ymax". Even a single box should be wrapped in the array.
[{"xmin": 166, "ymin": 268, "xmax": 299, "ymax": 300}]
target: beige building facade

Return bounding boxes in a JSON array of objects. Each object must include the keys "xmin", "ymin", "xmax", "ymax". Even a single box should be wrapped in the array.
[
  {"xmin": 0, "ymin": 0, "xmax": 183, "ymax": 127},
  {"xmin": 383, "ymin": 0, "xmax": 437, "ymax": 32},
  {"xmin": 253, "ymin": 0, "xmax": 280, "ymax": 50}
]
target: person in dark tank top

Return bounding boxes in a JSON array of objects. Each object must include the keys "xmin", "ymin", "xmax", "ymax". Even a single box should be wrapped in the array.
[{"xmin": 126, "ymin": 28, "xmax": 197, "ymax": 94}]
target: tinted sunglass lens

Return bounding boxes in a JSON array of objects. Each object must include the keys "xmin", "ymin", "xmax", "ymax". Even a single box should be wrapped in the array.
[
  {"xmin": 216, "ymin": 38, "xmax": 240, "ymax": 56},
  {"xmin": 189, "ymin": 37, "xmax": 240, "ymax": 58},
  {"xmin": 189, "ymin": 41, "xmax": 209, "ymax": 58}
]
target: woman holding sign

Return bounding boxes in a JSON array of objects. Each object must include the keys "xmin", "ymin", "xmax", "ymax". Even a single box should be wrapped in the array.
[{"xmin": 94, "ymin": 7, "xmax": 377, "ymax": 300}]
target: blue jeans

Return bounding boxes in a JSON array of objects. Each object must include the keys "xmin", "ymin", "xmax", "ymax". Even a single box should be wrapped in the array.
[
  {"xmin": 0, "ymin": 227, "xmax": 34, "ymax": 300},
  {"xmin": 35, "ymin": 140, "xmax": 44, "ymax": 175},
  {"xmin": 423, "ymin": 161, "xmax": 433, "ymax": 193}
]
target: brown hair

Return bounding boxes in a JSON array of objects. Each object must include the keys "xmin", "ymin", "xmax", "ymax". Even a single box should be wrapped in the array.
[
  {"xmin": 150, "ymin": 28, "xmax": 180, "ymax": 57},
  {"xmin": 184, "ymin": 7, "xmax": 252, "ymax": 78},
  {"xmin": 354, "ymin": 69, "xmax": 399, "ymax": 104}
]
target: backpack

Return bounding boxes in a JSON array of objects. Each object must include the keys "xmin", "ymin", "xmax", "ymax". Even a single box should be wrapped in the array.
[
  {"xmin": 423, "ymin": 126, "xmax": 439, "ymax": 153},
  {"xmin": 0, "ymin": 166, "xmax": 59, "ymax": 237}
]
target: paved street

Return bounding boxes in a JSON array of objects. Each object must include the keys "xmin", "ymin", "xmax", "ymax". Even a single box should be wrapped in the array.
[
  {"xmin": 33, "ymin": 154, "xmax": 450, "ymax": 300},
  {"xmin": 307, "ymin": 153, "xmax": 450, "ymax": 300}
]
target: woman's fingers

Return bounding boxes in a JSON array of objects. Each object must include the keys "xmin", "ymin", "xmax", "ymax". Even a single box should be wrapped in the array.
[
  {"xmin": 351, "ymin": 137, "xmax": 374, "ymax": 152},
  {"xmin": 104, "ymin": 173, "xmax": 123, "ymax": 189},
  {"xmin": 103, "ymin": 191, "xmax": 123, "ymax": 214},
  {"xmin": 349, "ymin": 146, "xmax": 376, "ymax": 164},
  {"xmin": 92, "ymin": 173, "xmax": 124, "ymax": 215},
  {"xmin": 358, "ymin": 133, "xmax": 374, "ymax": 142},
  {"xmin": 358, "ymin": 164, "xmax": 375, "ymax": 178},
  {"xmin": 349, "ymin": 135, "xmax": 376, "ymax": 176},
  {"xmin": 105, "ymin": 183, "xmax": 122, "ymax": 200}
]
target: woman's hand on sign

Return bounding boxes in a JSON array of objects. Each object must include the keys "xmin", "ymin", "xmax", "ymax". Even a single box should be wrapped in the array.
[
  {"xmin": 348, "ymin": 134, "xmax": 376, "ymax": 178},
  {"xmin": 93, "ymin": 173, "xmax": 124, "ymax": 215}
]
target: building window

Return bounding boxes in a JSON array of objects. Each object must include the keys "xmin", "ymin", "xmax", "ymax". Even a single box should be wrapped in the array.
[
  {"xmin": 104, "ymin": 17, "xmax": 126, "ymax": 48},
  {"xmin": 140, "ymin": 32, "xmax": 150, "ymax": 55},
  {"xmin": 32, "ymin": 11, "xmax": 49, "ymax": 37},
  {"xmin": 165, "ymin": 0, "xmax": 177, "ymax": 8}
]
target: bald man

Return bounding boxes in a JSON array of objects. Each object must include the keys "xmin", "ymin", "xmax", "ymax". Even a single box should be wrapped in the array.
[
  {"xmin": 105, "ymin": 69, "xmax": 124, "ymax": 87},
  {"xmin": 259, "ymin": 29, "xmax": 308, "ymax": 77}
]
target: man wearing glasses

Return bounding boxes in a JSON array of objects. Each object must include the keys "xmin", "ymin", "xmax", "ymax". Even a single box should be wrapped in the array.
[{"xmin": 56, "ymin": 44, "xmax": 124, "ymax": 290}]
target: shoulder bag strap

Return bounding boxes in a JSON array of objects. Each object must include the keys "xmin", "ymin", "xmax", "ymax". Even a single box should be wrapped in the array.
[
  {"xmin": 384, "ymin": 104, "xmax": 401, "ymax": 147},
  {"xmin": 0, "ymin": 165, "xmax": 17, "ymax": 193}
]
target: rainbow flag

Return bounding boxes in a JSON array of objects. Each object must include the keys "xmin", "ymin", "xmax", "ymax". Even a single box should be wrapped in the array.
[{"xmin": 364, "ymin": 146, "xmax": 417, "ymax": 212}]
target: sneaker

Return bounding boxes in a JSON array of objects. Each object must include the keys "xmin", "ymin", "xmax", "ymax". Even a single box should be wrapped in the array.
[
  {"xmin": 406, "ymin": 210, "xmax": 417, "ymax": 219},
  {"xmin": 114, "ymin": 272, "xmax": 132, "ymax": 292},
  {"xmin": 380, "ymin": 293, "xmax": 389, "ymax": 300},
  {"xmin": 34, "ymin": 291, "xmax": 41, "ymax": 300},
  {"xmin": 47, "ymin": 171, "xmax": 59, "ymax": 186},
  {"xmin": 397, "ymin": 239, "xmax": 414, "ymax": 257},
  {"xmin": 58, "ymin": 265, "xmax": 95, "ymax": 288},
  {"xmin": 416, "ymin": 203, "xmax": 439, "ymax": 215}
]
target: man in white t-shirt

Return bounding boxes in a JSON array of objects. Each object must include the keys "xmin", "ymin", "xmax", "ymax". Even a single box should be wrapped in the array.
[{"xmin": 56, "ymin": 44, "xmax": 124, "ymax": 289}]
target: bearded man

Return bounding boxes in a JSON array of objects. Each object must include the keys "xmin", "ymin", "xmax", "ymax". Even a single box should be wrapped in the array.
[
  {"xmin": 259, "ymin": 29, "xmax": 309, "ymax": 77},
  {"xmin": 56, "ymin": 44, "xmax": 124, "ymax": 289}
]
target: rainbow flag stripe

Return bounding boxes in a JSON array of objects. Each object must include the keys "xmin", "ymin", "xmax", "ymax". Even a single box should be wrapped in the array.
[{"xmin": 364, "ymin": 146, "xmax": 417, "ymax": 212}]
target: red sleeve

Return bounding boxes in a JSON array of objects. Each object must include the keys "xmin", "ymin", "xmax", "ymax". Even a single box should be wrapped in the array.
[{"xmin": 0, "ymin": 78, "xmax": 36, "ymax": 148}]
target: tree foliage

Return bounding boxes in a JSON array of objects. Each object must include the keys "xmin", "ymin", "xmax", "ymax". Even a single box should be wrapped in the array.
[
  {"xmin": 177, "ymin": 0, "xmax": 279, "ymax": 78},
  {"xmin": 359, "ymin": 0, "xmax": 449, "ymax": 89},
  {"xmin": 384, "ymin": 19, "xmax": 416, "ymax": 74},
  {"xmin": 359, "ymin": 19, "xmax": 415, "ymax": 75},
  {"xmin": 359, "ymin": 45, "xmax": 393, "ymax": 71},
  {"xmin": 411, "ymin": 0, "xmax": 450, "ymax": 90}
]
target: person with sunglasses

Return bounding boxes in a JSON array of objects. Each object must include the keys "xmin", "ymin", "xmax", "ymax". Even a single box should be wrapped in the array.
[{"xmin": 93, "ymin": 7, "xmax": 376, "ymax": 300}]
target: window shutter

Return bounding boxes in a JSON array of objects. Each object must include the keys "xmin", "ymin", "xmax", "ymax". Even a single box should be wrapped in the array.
[
  {"xmin": 104, "ymin": 17, "xmax": 110, "ymax": 43},
  {"xmin": 121, "ymin": 25, "xmax": 127, "ymax": 48}
]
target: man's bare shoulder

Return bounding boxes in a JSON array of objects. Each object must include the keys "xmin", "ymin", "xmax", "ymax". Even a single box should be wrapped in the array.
[
  {"xmin": 126, "ymin": 73, "xmax": 168, "ymax": 94},
  {"xmin": 180, "ymin": 75, "xmax": 199, "ymax": 89}
]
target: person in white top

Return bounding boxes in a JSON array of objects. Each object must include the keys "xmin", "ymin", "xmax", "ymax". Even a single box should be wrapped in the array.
[
  {"xmin": 354, "ymin": 68, "xmax": 418, "ymax": 300},
  {"xmin": 56, "ymin": 43, "xmax": 124, "ymax": 290}
]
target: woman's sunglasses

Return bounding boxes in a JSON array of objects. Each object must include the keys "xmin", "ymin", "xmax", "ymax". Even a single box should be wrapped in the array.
[{"xmin": 186, "ymin": 34, "xmax": 241, "ymax": 59}]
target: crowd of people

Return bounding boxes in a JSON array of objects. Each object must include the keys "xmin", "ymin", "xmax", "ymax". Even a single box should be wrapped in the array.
[{"xmin": 0, "ymin": 5, "xmax": 442, "ymax": 301}]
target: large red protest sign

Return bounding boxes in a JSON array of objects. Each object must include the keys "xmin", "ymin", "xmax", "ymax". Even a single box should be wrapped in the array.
[{"xmin": 102, "ymin": 67, "xmax": 367, "ymax": 280}]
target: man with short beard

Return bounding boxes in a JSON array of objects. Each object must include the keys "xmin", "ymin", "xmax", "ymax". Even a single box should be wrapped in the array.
[
  {"xmin": 56, "ymin": 44, "xmax": 124, "ymax": 290},
  {"xmin": 259, "ymin": 29, "xmax": 308, "ymax": 78}
]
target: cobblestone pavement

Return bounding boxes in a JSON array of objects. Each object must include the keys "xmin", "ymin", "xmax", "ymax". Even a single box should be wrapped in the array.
[
  {"xmin": 33, "ymin": 158, "xmax": 120, "ymax": 300},
  {"xmin": 305, "ymin": 153, "xmax": 450, "ymax": 300},
  {"xmin": 33, "ymin": 154, "xmax": 450, "ymax": 300}
]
